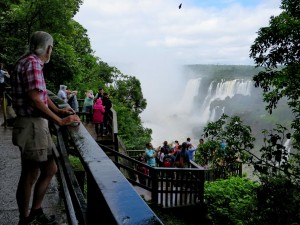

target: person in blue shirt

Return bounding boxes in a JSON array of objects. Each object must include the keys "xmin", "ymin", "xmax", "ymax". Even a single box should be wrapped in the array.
[
  {"xmin": 145, "ymin": 143, "xmax": 157, "ymax": 167},
  {"xmin": 220, "ymin": 140, "xmax": 227, "ymax": 155},
  {"xmin": 187, "ymin": 143, "xmax": 196, "ymax": 161}
]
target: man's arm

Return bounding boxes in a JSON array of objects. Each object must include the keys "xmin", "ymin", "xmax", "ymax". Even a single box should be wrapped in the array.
[
  {"xmin": 28, "ymin": 89, "xmax": 80, "ymax": 126},
  {"xmin": 47, "ymin": 95, "xmax": 74, "ymax": 115}
]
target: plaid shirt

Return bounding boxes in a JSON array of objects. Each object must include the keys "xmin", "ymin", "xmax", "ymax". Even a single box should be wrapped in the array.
[{"xmin": 12, "ymin": 54, "xmax": 48, "ymax": 116}]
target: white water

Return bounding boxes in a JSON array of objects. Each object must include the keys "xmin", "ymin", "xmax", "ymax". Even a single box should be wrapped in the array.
[
  {"xmin": 199, "ymin": 79, "xmax": 252, "ymax": 123},
  {"xmin": 142, "ymin": 77, "xmax": 253, "ymax": 147},
  {"xmin": 175, "ymin": 78, "xmax": 201, "ymax": 114},
  {"xmin": 284, "ymin": 138, "xmax": 292, "ymax": 158}
]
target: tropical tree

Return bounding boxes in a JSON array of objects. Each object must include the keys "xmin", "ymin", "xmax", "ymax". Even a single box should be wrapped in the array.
[
  {"xmin": 195, "ymin": 114, "xmax": 255, "ymax": 177},
  {"xmin": 248, "ymin": 0, "xmax": 300, "ymax": 224},
  {"xmin": 250, "ymin": 0, "xmax": 300, "ymax": 183},
  {"xmin": 110, "ymin": 73, "xmax": 151, "ymax": 149}
]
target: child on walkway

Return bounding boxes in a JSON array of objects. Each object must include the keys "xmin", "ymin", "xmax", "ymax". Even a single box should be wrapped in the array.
[{"xmin": 93, "ymin": 98, "xmax": 105, "ymax": 137}]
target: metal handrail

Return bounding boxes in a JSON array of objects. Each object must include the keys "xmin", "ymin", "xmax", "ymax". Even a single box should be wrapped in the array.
[
  {"xmin": 55, "ymin": 122, "xmax": 163, "ymax": 224},
  {"xmin": 49, "ymin": 93, "xmax": 163, "ymax": 224},
  {"xmin": 101, "ymin": 145, "xmax": 206, "ymax": 208}
]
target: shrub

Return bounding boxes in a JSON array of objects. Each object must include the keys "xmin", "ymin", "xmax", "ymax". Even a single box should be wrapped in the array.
[{"xmin": 204, "ymin": 176, "xmax": 259, "ymax": 225}]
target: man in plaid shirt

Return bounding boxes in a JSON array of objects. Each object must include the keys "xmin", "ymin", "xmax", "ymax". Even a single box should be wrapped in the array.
[{"xmin": 11, "ymin": 31, "xmax": 81, "ymax": 225}]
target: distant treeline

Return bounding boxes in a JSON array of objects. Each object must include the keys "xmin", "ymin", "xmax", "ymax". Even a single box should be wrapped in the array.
[{"xmin": 184, "ymin": 64, "xmax": 263, "ymax": 80}]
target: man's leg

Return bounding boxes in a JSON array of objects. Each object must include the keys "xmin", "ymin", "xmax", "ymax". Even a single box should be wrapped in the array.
[
  {"xmin": 31, "ymin": 157, "xmax": 57, "ymax": 211},
  {"xmin": 26, "ymin": 157, "xmax": 57, "ymax": 224},
  {"xmin": 16, "ymin": 159, "xmax": 40, "ymax": 220}
]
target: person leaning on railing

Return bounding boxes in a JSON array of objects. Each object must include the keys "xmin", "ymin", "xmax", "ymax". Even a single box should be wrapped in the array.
[{"xmin": 11, "ymin": 31, "xmax": 81, "ymax": 225}]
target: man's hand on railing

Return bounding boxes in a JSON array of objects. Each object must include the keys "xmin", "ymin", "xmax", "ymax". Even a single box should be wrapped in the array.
[
  {"xmin": 60, "ymin": 114, "xmax": 81, "ymax": 127},
  {"xmin": 58, "ymin": 107, "xmax": 76, "ymax": 115}
]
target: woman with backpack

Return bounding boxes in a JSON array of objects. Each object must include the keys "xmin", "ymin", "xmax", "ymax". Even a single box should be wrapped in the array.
[
  {"xmin": 163, "ymin": 149, "xmax": 176, "ymax": 168},
  {"xmin": 174, "ymin": 142, "xmax": 190, "ymax": 168}
]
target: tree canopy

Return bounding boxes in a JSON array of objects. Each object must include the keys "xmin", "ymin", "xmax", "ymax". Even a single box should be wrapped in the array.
[
  {"xmin": 247, "ymin": 1, "xmax": 300, "ymax": 223},
  {"xmin": 250, "ymin": 0, "xmax": 300, "ymax": 152}
]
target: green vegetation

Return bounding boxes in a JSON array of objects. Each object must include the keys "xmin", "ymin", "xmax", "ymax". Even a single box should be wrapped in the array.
[
  {"xmin": 184, "ymin": 64, "xmax": 262, "ymax": 80},
  {"xmin": 68, "ymin": 155, "xmax": 84, "ymax": 171},
  {"xmin": 195, "ymin": 114, "xmax": 255, "ymax": 176},
  {"xmin": 204, "ymin": 177, "xmax": 259, "ymax": 225}
]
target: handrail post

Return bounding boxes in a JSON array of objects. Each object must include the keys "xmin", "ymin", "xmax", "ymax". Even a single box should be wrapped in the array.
[
  {"xmin": 150, "ymin": 168, "xmax": 159, "ymax": 206},
  {"xmin": 239, "ymin": 162, "xmax": 243, "ymax": 177},
  {"xmin": 198, "ymin": 170, "xmax": 205, "ymax": 205},
  {"xmin": 3, "ymin": 90, "xmax": 7, "ymax": 128}
]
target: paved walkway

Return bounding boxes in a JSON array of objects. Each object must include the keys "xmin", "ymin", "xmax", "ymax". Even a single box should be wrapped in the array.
[{"xmin": 0, "ymin": 113, "xmax": 68, "ymax": 225}]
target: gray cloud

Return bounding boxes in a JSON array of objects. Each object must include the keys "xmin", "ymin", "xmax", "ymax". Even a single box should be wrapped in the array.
[{"xmin": 74, "ymin": 0, "xmax": 281, "ymax": 65}]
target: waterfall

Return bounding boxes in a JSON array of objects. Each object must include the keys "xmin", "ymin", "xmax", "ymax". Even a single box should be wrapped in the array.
[
  {"xmin": 284, "ymin": 139, "xmax": 292, "ymax": 158},
  {"xmin": 177, "ymin": 78, "xmax": 201, "ymax": 114},
  {"xmin": 199, "ymin": 79, "xmax": 252, "ymax": 123},
  {"xmin": 209, "ymin": 106, "xmax": 219, "ymax": 122}
]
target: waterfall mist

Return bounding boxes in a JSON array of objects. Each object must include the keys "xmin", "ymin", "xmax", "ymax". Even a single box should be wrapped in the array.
[
  {"xmin": 114, "ymin": 61, "xmax": 198, "ymax": 147},
  {"xmin": 115, "ymin": 63, "xmax": 294, "ymax": 149}
]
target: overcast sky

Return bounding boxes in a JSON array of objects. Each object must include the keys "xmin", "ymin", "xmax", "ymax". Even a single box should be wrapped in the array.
[
  {"xmin": 74, "ymin": 0, "xmax": 282, "ymax": 146},
  {"xmin": 74, "ymin": 0, "xmax": 282, "ymax": 66}
]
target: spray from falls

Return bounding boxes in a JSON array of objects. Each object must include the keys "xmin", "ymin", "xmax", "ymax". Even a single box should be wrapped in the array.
[
  {"xmin": 199, "ymin": 79, "xmax": 252, "ymax": 123},
  {"xmin": 176, "ymin": 78, "xmax": 202, "ymax": 114}
]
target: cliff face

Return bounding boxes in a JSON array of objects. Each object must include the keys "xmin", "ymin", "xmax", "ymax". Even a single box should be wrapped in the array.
[
  {"xmin": 180, "ymin": 64, "xmax": 293, "ymax": 149},
  {"xmin": 142, "ymin": 64, "xmax": 292, "ymax": 149}
]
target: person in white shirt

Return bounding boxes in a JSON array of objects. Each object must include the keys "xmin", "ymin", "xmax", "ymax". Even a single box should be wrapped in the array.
[
  {"xmin": 57, "ymin": 85, "xmax": 68, "ymax": 103},
  {"xmin": 0, "ymin": 63, "xmax": 10, "ymax": 105}
]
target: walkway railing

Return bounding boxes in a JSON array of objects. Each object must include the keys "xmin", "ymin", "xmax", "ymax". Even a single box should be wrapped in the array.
[
  {"xmin": 125, "ymin": 150, "xmax": 243, "ymax": 182},
  {"xmin": 53, "ymin": 122, "xmax": 163, "ymax": 225},
  {"xmin": 100, "ymin": 146, "xmax": 206, "ymax": 208}
]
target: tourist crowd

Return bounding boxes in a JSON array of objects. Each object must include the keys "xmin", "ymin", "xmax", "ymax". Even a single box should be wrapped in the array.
[{"xmin": 139, "ymin": 138, "xmax": 205, "ymax": 169}]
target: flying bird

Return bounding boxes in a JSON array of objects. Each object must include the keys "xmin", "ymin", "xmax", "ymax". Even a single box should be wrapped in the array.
[{"xmin": 179, "ymin": 3, "xmax": 182, "ymax": 9}]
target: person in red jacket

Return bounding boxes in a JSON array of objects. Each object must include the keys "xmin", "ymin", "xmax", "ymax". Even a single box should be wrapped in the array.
[{"xmin": 93, "ymin": 98, "xmax": 105, "ymax": 137}]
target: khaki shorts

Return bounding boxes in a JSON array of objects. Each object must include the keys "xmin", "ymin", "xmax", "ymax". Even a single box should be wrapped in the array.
[{"xmin": 12, "ymin": 117, "xmax": 55, "ymax": 162}]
